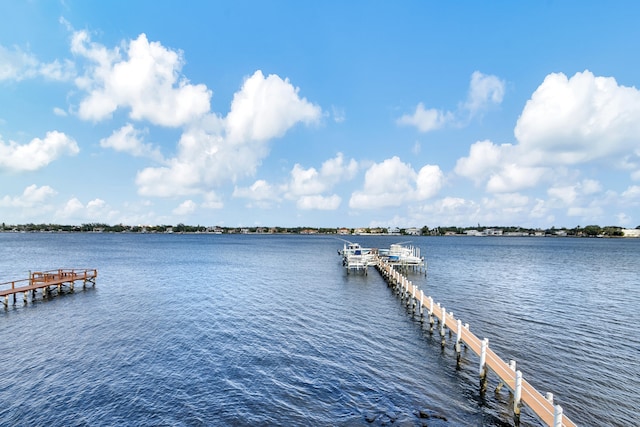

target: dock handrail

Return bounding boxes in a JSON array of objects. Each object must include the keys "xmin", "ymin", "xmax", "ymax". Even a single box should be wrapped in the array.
[
  {"xmin": 375, "ymin": 257, "xmax": 576, "ymax": 427},
  {"xmin": 0, "ymin": 269, "xmax": 97, "ymax": 296}
]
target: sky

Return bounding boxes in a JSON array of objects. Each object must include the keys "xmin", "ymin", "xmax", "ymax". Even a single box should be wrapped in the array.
[{"xmin": 1, "ymin": 1, "xmax": 639, "ymax": 229}]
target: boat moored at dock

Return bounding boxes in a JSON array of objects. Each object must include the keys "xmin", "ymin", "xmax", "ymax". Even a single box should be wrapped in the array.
[
  {"xmin": 339, "ymin": 241, "xmax": 426, "ymax": 274},
  {"xmin": 339, "ymin": 241, "xmax": 377, "ymax": 273},
  {"xmin": 383, "ymin": 243, "xmax": 425, "ymax": 270}
]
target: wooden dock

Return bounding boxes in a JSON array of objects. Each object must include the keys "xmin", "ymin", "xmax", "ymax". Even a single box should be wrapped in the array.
[
  {"xmin": 375, "ymin": 258, "xmax": 576, "ymax": 427},
  {"xmin": 1, "ymin": 269, "xmax": 97, "ymax": 307}
]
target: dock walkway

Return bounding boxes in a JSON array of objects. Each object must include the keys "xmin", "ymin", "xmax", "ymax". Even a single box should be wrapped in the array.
[
  {"xmin": 374, "ymin": 257, "xmax": 576, "ymax": 427},
  {"xmin": 1, "ymin": 269, "xmax": 97, "ymax": 307}
]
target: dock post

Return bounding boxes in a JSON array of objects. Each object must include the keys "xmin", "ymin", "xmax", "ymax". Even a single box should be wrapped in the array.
[
  {"xmin": 440, "ymin": 305, "xmax": 446, "ymax": 347},
  {"xmin": 464, "ymin": 323, "xmax": 469, "ymax": 349},
  {"xmin": 455, "ymin": 319, "xmax": 462, "ymax": 367},
  {"xmin": 428, "ymin": 298, "xmax": 434, "ymax": 333},
  {"xmin": 409, "ymin": 284, "xmax": 415, "ymax": 311},
  {"xmin": 419, "ymin": 290, "xmax": 424, "ymax": 322},
  {"xmin": 513, "ymin": 370, "xmax": 522, "ymax": 421},
  {"xmin": 479, "ymin": 338, "xmax": 489, "ymax": 392},
  {"xmin": 413, "ymin": 291, "xmax": 418, "ymax": 314},
  {"xmin": 404, "ymin": 279, "xmax": 410, "ymax": 307},
  {"xmin": 24, "ymin": 291, "xmax": 28, "ymax": 304},
  {"xmin": 3, "ymin": 295, "xmax": 7, "ymax": 308},
  {"xmin": 553, "ymin": 405, "xmax": 563, "ymax": 427},
  {"xmin": 545, "ymin": 392, "xmax": 553, "ymax": 404}
]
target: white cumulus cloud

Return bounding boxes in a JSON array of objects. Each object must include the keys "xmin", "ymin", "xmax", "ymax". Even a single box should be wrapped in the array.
[
  {"xmin": 0, "ymin": 131, "xmax": 79, "ymax": 172},
  {"xmin": 621, "ymin": 185, "xmax": 640, "ymax": 201},
  {"xmin": 100, "ymin": 124, "xmax": 164, "ymax": 161},
  {"xmin": 233, "ymin": 180, "xmax": 279, "ymax": 201},
  {"xmin": 233, "ymin": 153, "xmax": 356, "ymax": 211},
  {"xmin": 485, "ymin": 164, "xmax": 548, "ymax": 193},
  {"xmin": 137, "ymin": 71, "xmax": 322, "ymax": 198},
  {"xmin": 0, "ymin": 184, "xmax": 58, "ymax": 208},
  {"xmin": 396, "ymin": 103, "xmax": 453, "ymax": 133},
  {"xmin": 415, "ymin": 197, "xmax": 480, "ymax": 226},
  {"xmin": 456, "ymin": 70, "xmax": 640, "ymax": 196},
  {"xmin": 225, "ymin": 70, "xmax": 322, "ymax": 143},
  {"xmin": 297, "ymin": 194, "xmax": 341, "ymax": 210},
  {"xmin": 397, "ymin": 71, "xmax": 505, "ymax": 133},
  {"xmin": 0, "ymin": 44, "xmax": 75, "ymax": 82},
  {"xmin": 173, "ymin": 200, "xmax": 197, "ymax": 216},
  {"xmin": 548, "ymin": 179, "xmax": 603, "ymax": 206},
  {"xmin": 72, "ymin": 31, "xmax": 211, "ymax": 127},
  {"xmin": 515, "ymin": 70, "xmax": 640, "ymax": 166},
  {"xmin": 454, "ymin": 140, "xmax": 508, "ymax": 184},
  {"xmin": 462, "ymin": 71, "xmax": 505, "ymax": 116},
  {"xmin": 286, "ymin": 153, "xmax": 357, "ymax": 198},
  {"xmin": 53, "ymin": 107, "xmax": 68, "ymax": 116},
  {"xmin": 56, "ymin": 197, "xmax": 117, "ymax": 223},
  {"xmin": 349, "ymin": 156, "xmax": 444, "ymax": 209}
]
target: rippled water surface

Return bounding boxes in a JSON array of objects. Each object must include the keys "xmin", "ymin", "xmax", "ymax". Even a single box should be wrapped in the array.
[{"xmin": 0, "ymin": 233, "xmax": 638, "ymax": 426}]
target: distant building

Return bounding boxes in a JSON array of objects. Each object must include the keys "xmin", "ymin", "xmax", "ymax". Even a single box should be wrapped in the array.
[
  {"xmin": 504, "ymin": 232, "xmax": 529, "ymax": 237},
  {"xmin": 405, "ymin": 227, "xmax": 421, "ymax": 236},
  {"xmin": 622, "ymin": 229, "xmax": 640, "ymax": 237},
  {"xmin": 483, "ymin": 228, "xmax": 503, "ymax": 236}
]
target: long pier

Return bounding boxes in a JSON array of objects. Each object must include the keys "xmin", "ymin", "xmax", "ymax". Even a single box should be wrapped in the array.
[
  {"xmin": 0, "ymin": 269, "xmax": 97, "ymax": 307},
  {"xmin": 374, "ymin": 258, "xmax": 576, "ymax": 427}
]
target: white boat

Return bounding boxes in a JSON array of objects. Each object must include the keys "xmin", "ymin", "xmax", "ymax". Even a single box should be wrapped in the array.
[
  {"xmin": 338, "ymin": 242, "xmax": 377, "ymax": 271},
  {"xmin": 338, "ymin": 241, "xmax": 425, "ymax": 273},
  {"xmin": 386, "ymin": 243, "xmax": 425, "ymax": 267}
]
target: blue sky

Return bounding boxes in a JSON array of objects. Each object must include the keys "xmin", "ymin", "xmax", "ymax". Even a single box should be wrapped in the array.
[{"xmin": 1, "ymin": 1, "xmax": 639, "ymax": 228}]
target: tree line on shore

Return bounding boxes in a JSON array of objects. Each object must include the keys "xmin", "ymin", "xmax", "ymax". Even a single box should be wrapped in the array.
[{"xmin": 1, "ymin": 222, "xmax": 637, "ymax": 237}]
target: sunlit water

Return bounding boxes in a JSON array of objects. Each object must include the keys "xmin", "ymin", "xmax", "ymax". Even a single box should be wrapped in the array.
[{"xmin": 0, "ymin": 233, "xmax": 638, "ymax": 426}]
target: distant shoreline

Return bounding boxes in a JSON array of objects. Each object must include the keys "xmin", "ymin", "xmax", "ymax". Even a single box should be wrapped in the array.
[{"xmin": 1, "ymin": 225, "xmax": 639, "ymax": 238}]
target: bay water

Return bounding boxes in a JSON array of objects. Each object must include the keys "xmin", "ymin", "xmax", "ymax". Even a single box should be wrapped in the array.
[{"xmin": 0, "ymin": 233, "xmax": 638, "ymax": 426}]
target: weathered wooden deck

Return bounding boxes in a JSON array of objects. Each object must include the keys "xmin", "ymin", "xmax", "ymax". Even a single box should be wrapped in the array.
[
  {"xmin": 1, "ymin": 269, "xmax": 97, "ymax": 307},
  {"xmin": 375, "ymin": 258, "xmax": 576, "ymax": 427}
]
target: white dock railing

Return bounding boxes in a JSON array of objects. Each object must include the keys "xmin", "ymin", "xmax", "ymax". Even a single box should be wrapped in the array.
[{"xmin": 375, "ymin": 258, "xmax": 575, "ymax": 427}]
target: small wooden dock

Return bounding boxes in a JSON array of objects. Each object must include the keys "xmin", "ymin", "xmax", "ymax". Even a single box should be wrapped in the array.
[
  {"xmin": 375, "ymin": 258, "xmax": 576, "ymax": 427},
  {"xmin": 1, "ymin": 269, "xmax": 97, "ymax": 307}
]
